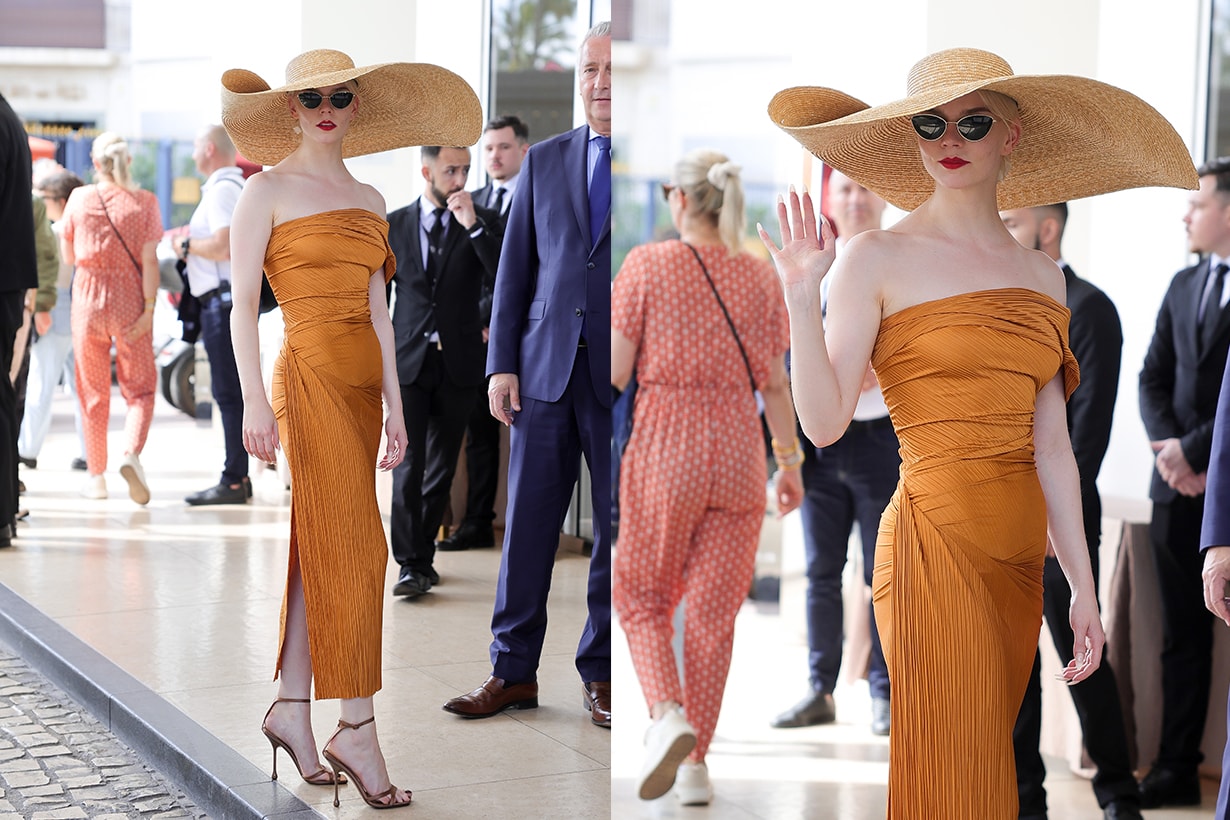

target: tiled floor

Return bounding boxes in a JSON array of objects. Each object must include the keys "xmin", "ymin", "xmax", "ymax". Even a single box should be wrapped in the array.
[
  {"xmin": 2, "ymin": 388, "xmax": 609, "ymax": 819},
  {"xmin": 613, "ymin": 597, "xmax": 1222, "ymax": 818},
  {"xmin": 6, "ymin": 387, "xmax": 1226, "ymax": 819}
]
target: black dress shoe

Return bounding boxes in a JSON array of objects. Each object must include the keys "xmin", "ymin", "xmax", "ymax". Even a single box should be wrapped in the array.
[
  {"xmin": 437, "ymin": 523, "xmax": 495, "ymax": 551},
  {"xmin": 426, "ymin": 568, "xmax": 440, "ymax": 586},
  {"xmin": 1103, "ymin": 798, "xmax": 1145, "ymax": 820},
  {"xmin": 1138, "ymin": 766, "xmax": 1201, "ymax": 808},
  {"xmin": 185, "ymin": 479, "xmax": 250, "ymax": 506},
  {"xmin": 871, "ymin": 696, "xmax": 890, "ymax": 736},
  {"xmin": 393, "ymin": 569, "xmax": 432, "ymax": 598},
  {"xmin": 71, "ymin": 458, "xmax": 87, "ymax": 471},
  {"xmin": 17, "ymin": 456, "xmax": 35, "ymax": 469},
  {"xmin": 771, "ymin": 690, "xmax": 836, "ymax": 728}
]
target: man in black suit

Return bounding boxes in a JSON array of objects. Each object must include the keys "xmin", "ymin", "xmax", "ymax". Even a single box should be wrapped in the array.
[
  {"xmin": 438, "ymin": 115, "xmax": 529, "ymax": 553},
  {"xmin": 387, "ymin": 145, "xmax": 501, "ymax": 597},
  {"xmin": 1002, "ymin": 203, "xmax": 1142, "ymax": 820},
  {"xmin": 0, "ymin": 93, "xmax": 38, "ymax": 547},
  {"xmin": 1137, "ymin": 157, "xmax": 1230, "ymax": 808}
]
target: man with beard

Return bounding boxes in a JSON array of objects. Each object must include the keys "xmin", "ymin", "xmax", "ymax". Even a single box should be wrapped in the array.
[{"xmin": 387, "ymin": 145, "xmax": 501, "ymax": 597}]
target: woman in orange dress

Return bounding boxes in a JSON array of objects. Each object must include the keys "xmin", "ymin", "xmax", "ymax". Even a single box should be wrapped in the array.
[
  {"xmin": 760, "ymin": 49, "xmax": 1197, "ymax": 818},
  {"xmin": 612, "ymin": 149, "xmax": 803, "ymax": 806},
  {"xmin": 222, "ymin": 50, "xmax": 480, "ymax": 809}
]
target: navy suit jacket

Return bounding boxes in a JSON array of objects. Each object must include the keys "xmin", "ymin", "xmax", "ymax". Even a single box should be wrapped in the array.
[
  {"xmin": 1140, "ymin": 256, "xmax": 1230, "ymax": 502},
  {"xmin": 486, "ymin": 125, "xmax": 611, "ymax": 407}
]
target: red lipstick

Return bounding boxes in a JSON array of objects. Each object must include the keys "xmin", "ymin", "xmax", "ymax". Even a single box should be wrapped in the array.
[{"xmin": 939, "ymin": 157, "xmax": 968, "ymax": 169}]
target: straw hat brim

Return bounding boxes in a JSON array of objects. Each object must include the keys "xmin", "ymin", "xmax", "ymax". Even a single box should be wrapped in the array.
[
  {"xmin": 222, "ymin": 61, "xmax": 482, "ymax": 166},
  {"xmin": 769, "ymin": 74, "xmax": 1198, "ymax": 210}
]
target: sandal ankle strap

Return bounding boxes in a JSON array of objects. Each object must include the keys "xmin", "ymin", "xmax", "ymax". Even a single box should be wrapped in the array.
[{"xmin": 336, "ymin": 716, "xmax": 375, "ymax": 731}]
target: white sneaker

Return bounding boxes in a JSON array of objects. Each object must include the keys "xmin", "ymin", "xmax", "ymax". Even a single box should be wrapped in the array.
[
  {"xmin": 81, "ymin": 474, "xmax": 107, "ymax": 500},
  {"xmin": 675, "ymin": 761, "xmax": 713, "ymax": 806},
  {"xmin": 637, "ymin": 706, "xmax": 697, "ymax": 801},
  {"xmin": 119, "ymin": 453, "xmax": 150, "ymax": 505}
]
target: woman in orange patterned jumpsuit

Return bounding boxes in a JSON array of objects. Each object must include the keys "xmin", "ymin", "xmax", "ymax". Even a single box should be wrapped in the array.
[
  {"xmin": 612, "ymin": 148, "xmax": 803, "ymax": 806},
  {"xmin": 222, "ymin": 49, "xmax": 479, "ymax": 809},
  {"xmin": 761, "ymin": 48, "xmax": 1196, "ymax": 818}
]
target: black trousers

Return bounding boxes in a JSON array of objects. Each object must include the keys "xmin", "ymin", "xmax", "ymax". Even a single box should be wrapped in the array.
[
  {"xmin": 458, "ymin": 373, "xmax": 501, "ymax": 529},
  {"xmin": 0, "ymin": 291, "xmax": 23, "ymax": 532},
  {"xmin": 390, "ymin": 346, "xmax": 479, "ymax": 575},
  {"xmin": 1013, "ymin": 502, "xmax": 1138, "ymax": 812},
  {"xmin": 1148, "ymin": 495, "xmax": 1214, "ymax": 773}
]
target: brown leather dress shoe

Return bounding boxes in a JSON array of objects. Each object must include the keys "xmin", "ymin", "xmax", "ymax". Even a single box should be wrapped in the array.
[
  {"xmin": 583, "ymin": 681, "xmax": 611, "ymax": 727},
  {"xmin": 442, "ymin": 676, "xmax": 538, "ymax": 718}
]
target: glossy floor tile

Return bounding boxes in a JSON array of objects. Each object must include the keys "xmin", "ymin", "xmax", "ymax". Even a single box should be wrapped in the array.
[
  {"xmin": 612, "ymin": 544, "xmax": 1221, "ymax": 820},
  {"xmin": 3, "ymin": 389, "xmax": 609, "ymax": 818}
]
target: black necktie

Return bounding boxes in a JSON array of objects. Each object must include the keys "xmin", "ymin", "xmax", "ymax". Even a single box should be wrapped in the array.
[
  {"xmin": 1203, "ymin": 262, "xmax": 1229, "ymax": 350},
  {"xmin": 427, "ymin": 208, "xmax": 447, "ymax": 285},
  {"xmin": 492, "ymin": 186, "xmax": 506, "ymax": 214},
  {"xmin": 589, "ymin": 136, "xmax": 611, "ymax": 246}
]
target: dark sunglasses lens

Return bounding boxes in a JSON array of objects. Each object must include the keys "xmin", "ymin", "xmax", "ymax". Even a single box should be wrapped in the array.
[
  {"xmin": 911, "ymin": 114, "xmax": 946, "ymax": 141},
  {"xmin": 298, "ymin": 91, "xmax": 323, "ymax": 109},
  {"xmin": 957, "ymin": 115, "xmax": 994, "ymax": 141},
  {"xmin": 661, "ymin": 184, "xmax": 673, "ymax": 202},
  {"xmin": 330, "ymin": 91, "xmax": 354, "ymax": 109}
]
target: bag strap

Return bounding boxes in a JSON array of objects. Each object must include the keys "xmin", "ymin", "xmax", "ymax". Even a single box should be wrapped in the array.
[
  {"xmin": 96, "ymin": 188, "xmax": 143, "ymax": 278},
  {"xmin": 683, "ymin": 242, "xmax": 757, "ymax": 395}
]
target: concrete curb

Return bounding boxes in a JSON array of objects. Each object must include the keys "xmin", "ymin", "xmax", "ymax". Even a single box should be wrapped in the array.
[{"xmin": 0, "ymin": 581, "xmax": 321, "ymax": 819}]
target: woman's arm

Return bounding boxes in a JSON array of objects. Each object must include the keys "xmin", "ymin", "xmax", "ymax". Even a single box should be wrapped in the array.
[
  {"xmin": 229, "ymin": 174, "xmax": 278, "ymax": 464},
  {"xmin": 123, "ymin": 240, "xmax": 160, "ymax": 342},
  {"xmin": 759, "ymin": 188, "xmax": 881, "ymax": 445},
  {"xmin": 1034, "ymin": 372, "xmax": 1106, "ymax": 683},
  {"xmin": 761, "ymin": 353, "xmax": 803, "ymax": 515},
  {"xmin": 369, "ymin": 270, "xmax": 406, "ymax": 470}
]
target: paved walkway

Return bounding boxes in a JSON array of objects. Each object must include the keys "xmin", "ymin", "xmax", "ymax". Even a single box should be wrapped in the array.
[{"xmin": 0, "ymin": 641, "xmax": 203, "ymax": 819}]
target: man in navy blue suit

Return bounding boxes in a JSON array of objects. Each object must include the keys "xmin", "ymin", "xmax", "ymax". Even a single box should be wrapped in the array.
[{"xmin": 443, "ymin": 21, "xmax": 612, "ymax": 729}]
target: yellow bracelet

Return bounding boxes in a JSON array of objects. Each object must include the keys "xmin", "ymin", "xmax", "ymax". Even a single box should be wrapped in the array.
[
  {"xmin": 776, "ymin": 458, "xmax": 803, "ymax": 472},
  {"xmin": 771, "ymin": 436, "xmax": 801, "ymax": 455}
]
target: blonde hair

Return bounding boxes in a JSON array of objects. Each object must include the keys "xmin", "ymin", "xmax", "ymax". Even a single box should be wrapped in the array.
[
  {"xmin": 978, "ymin": 89, "xmax": 1021, "ymax": 183},
  {"xmin": 91, "ymin": 132, "xmax": 136, "ymax": 190},
  {"xmin": 675, "ymin": 148, "xmax": 746, "ymax": 254}
]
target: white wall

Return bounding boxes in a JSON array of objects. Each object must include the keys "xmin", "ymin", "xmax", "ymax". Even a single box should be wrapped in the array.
[{"xmin": 128, "ymin": 0, "xmax": 489, "ymax": 209}]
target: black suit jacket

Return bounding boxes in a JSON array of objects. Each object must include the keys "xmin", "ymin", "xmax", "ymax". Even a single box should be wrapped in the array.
[
  {"xmin": 387, "ymin": 200, "xmax": 501, "ymax": 387},
  {"xmin": 1139, "ymin": 256, "xmax": 1230, "ymax": 502},
  {"xmin": 470, "ymin": 182, "xmax": 512, "ymax": 326},
  {"xmin": 1064, "ymin": 265, "xmax": 1122, "ymax": 540}
]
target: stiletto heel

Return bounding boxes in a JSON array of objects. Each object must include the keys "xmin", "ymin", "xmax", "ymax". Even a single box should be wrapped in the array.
[
  {"xmin": 261, "ymin": 698, "xmax": 347, "ymax": 786},
  {"xmin": 322, "ymin": 717, "xmax": 411, "ymax": 810}
]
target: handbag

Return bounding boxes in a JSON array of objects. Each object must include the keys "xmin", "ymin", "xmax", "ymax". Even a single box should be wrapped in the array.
[{"xmin": 174, "ymin": 258, "xmax": 202, "ymax": 343}]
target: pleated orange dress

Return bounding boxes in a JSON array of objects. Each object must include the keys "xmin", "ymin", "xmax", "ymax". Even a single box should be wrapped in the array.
[
  {"xmin": 869, "ymin": 288, "xmax": 1079, "ymax": 819},
  {"xmin": 265, "ymin": 208, "xmax": 395, "ymax": 701}
]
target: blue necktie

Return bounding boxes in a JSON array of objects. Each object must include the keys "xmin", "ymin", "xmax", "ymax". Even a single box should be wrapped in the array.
[{"xmin": 589, "ymin": 136, "xmax": 611, "ymax": 247}]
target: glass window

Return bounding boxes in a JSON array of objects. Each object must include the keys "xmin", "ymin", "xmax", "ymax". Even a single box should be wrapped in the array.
[
  {"xmin": 1210, "ymin": 0, "xmax": 1230, "ymax": 158},
  {"xmin": 488, "ymin": 0, "xmax": 581, "ymax": 146}
]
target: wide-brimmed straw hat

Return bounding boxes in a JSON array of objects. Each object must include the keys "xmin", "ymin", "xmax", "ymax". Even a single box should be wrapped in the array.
[
  {"xmin": 221, "ymin": 49, "xmax": 482, "ymax": 166},
  {"xmin": 768, "ymin": 47, "xmax": 1198, "ymax": 210}
]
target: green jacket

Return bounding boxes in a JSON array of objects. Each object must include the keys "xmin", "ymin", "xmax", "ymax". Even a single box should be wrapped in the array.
[{"xmin": 31, "ymin": 195, "xmax": 57, "ymax": 313}]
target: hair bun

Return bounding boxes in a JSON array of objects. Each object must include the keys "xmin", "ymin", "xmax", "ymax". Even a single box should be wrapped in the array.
[{"xmin": 707, "ymin": 161, "xmax": 741, "ymax": 191}]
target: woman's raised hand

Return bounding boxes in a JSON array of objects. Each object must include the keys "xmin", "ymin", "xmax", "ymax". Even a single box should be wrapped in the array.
[{"xmin": 757, "ymin": 186, "xmax": 837, "ymax": 292}]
